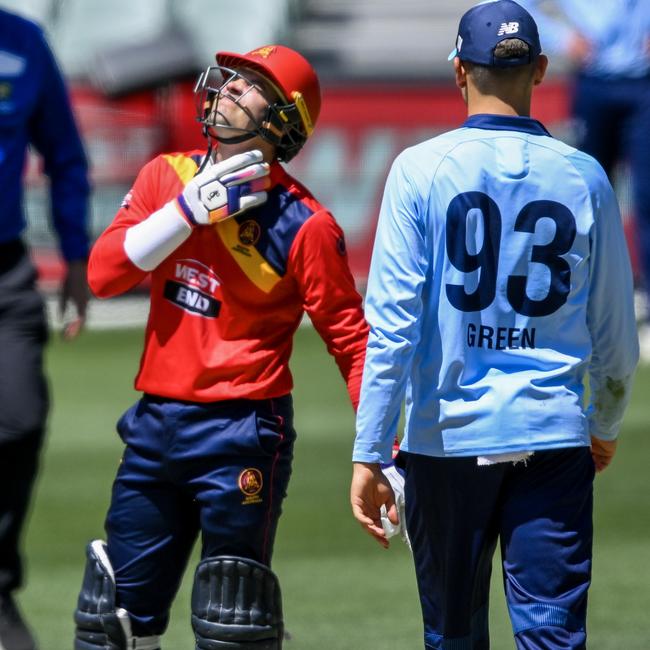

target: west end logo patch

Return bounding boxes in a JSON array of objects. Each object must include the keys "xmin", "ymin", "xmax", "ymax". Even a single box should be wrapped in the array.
[
  {"xmin": 239, "ymin": 468, "xmax": 263, "ymax": 505},
  {"xmin": 238, "ymin": 220, "xmax": 261, "ymax": 246},
  {"xmin": 164, "ymin": 259, "xmax": 222, "ymax": 317}
]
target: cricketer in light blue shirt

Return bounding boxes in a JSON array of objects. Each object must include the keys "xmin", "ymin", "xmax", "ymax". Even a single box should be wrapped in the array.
[
  {"xmin": 353, "ymin": 113, "xmax": 639, "ymax": 464},
  {"xmin": 518, "ymin": 0, "xmax": 650, "ymax": 78}
]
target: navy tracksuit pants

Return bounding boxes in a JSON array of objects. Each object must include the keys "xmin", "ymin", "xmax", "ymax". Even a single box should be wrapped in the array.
[
  {"xmin": 572, "ymin": 73, "xmax": 650, "ymax": 293},
  {"xmin": 105, "ymin": 394, "xmax": 296, "ymax": 636},
  {"xmin": 401, "ymin": 447, "xmax": 594, "ymax": 650}
]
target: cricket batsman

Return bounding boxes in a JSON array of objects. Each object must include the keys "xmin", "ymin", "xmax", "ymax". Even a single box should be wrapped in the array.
[{"xmin": 73, "ymin": 44, "xmax": 368, "ymax": 649}]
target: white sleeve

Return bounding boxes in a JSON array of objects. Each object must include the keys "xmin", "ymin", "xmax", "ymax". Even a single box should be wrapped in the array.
[{"xmin": 123, "ymin": 200, "xmax": 193, "ymax": 271}]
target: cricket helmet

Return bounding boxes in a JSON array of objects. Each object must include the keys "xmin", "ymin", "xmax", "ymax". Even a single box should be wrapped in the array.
[{"xmin": 195, "ymin": 45, "xmax": 321, "ymax": 162}]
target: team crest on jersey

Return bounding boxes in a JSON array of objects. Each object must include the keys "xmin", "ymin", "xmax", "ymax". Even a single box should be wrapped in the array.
[
  {"xmin": 163, "ymin": 259, "xmax": 222, "ymax": 318},
  {"xmin": 239, "ymin": 468, "xmax": 263, "ymax": 505},
  {"xmin": 238, "ymin": 220, "xmax": 261, "ymax": 246},
  {"xmin": 120, "ymin": 189, "xmax": 133, "ymax": 209},
  {"xmin": 497, "ymin": 22, "xmax": 519, "ymax": 35},
  {"xmin": 250, "ymin": 46, "xmax": 275, "ymax": 59}
]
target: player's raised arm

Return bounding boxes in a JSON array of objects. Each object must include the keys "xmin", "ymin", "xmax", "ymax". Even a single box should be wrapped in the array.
[{"xmin": 88, "ymin": 152, "xmax": 269, "ymax": 298}]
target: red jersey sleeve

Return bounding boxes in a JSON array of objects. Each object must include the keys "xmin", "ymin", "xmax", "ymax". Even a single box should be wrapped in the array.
[
  {"xmin": 88, "ymin": 156, "xmax": 180, "ymax": 297},
  {"xmin": 288, "ymin": 210, "xmax": 369, "ymax": 409}
]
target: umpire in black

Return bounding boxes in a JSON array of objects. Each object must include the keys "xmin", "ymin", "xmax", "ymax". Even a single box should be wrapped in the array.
[{"xmin": 0, "ymin": 9, "xmax": 90, "ymax": 650}]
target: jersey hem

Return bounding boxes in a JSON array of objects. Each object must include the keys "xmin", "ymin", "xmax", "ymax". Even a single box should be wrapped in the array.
[{"xmin": 402, "ymin": 438, "xmax": 590, "ymax": 458}]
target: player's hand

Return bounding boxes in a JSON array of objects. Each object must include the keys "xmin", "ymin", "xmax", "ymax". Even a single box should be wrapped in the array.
[
  {"xmin": 178, "ymin": 150, "xmax": 270, "ymax": 225},
  {"xmin": 350, "ymin": 462, "xmax": 398, "ymax": 549},
  {"xmin": 591, "ymin": 436, "xmax": 617, "ymax": 473},
  {"xmin": 380, "ymin": 462, "xmax": 411, "ymax": 550},
  {"xmin": 59, "ymin": 259, "xmax": 89, "ymax": 340}
]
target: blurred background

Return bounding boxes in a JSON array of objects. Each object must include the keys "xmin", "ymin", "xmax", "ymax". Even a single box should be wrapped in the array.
[
  {"xmin": 0, "ymin": 0, "xmax": 638, "ymax": 324},
  {"xmin": 0, "ymin": 1, "xmax": 647, "ymax": 648}
]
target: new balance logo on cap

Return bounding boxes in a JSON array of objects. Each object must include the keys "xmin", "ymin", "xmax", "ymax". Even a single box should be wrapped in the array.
[{"xmin": 498, "ymin": 22, "xmax": 520, "ymax": 36}]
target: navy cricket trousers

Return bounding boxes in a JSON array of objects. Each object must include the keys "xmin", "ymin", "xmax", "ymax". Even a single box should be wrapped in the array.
[
  {"xmin": 402, "ymin": 447, "xmax": 594, "ymax": 650},
  {"xmin": 104, "ymin": 394, "xmax": 296, "ymax": 636}
]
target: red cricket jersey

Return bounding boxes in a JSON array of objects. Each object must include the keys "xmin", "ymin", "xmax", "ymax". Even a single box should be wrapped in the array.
[{"xmin": 88, "ymin": 151, "xmax": 369, "ymax": 407}]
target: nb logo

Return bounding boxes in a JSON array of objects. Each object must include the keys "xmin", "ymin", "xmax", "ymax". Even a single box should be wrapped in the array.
[{"xmin": 497, "ymin": 22, "xmax": 519, "ymax": 35}]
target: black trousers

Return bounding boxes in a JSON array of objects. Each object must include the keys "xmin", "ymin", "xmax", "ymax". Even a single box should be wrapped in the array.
[{"xmin": 0, "ymin": 240, "xmax": 48, "ymax": 594}]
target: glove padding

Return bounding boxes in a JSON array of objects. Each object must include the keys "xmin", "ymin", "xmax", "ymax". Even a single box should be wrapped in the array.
[
  {"xmin": 178, "ymin": 150, "xmax": 270, "ymax": 225},
  {"xmin": 380, "ymin": 462, "xmax": 411, "ymax": 550}
]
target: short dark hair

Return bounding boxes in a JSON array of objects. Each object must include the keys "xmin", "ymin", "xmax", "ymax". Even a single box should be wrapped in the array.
[
  {"xmin": 494, "ymin": 38, "xmax": 532, "ymax": 60},
  {"xmin": 464, "ymin": 39, "xmax": 536, "ymax": 92}
]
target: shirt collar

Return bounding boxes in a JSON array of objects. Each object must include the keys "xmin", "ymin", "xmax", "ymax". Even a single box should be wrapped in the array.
[{"xmin": 462, "ymin": 113, "xmax": 551, "ymax": 137}]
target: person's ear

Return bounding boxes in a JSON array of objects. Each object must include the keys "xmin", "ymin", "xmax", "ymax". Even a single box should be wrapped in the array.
[
  {"xmin": 454, "ymin": 57, "xmax": 468, "ymax": 89},
  {"xmin": 533, "ymin": 54, "xmax": 548, "ymax": 86}
]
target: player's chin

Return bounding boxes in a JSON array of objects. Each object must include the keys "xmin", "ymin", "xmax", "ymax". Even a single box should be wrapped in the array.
[{"xmin": 214, "ymin": 123, "xmax": 253, "ymax": 138}]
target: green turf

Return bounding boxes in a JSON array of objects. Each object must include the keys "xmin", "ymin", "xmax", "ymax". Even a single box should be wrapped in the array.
[{"xmin": 16, "ymin": 327, "xmax": 650, "ymax": 648}]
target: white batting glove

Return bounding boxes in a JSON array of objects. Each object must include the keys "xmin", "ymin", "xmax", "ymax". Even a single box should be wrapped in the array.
[
  {"xmin": 176, "ymin": 150, "xmax": 270, "ymax": 225},
  {"xmin": 380, "ymin": 462, "xmax": 411, "ymax": 550}
]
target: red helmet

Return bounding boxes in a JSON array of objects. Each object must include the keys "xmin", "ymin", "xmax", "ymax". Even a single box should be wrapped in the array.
[{"xmin": 215, "ymin": 45, "xmax": 321, "ymax": 161}]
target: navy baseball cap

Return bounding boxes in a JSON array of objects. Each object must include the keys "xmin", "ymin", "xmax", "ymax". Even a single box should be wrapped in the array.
[{"xmin": 448, "ymin": 0, "xmax": 542, "ymax": 67}]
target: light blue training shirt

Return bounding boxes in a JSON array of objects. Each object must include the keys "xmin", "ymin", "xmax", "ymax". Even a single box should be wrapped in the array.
[
  {"xmin": 353, "ymin": 114, "xmax": 639, "ymax": 463},
  {"xmin": 518, "ymin": 0, "xmax": 650, "ymax": 78}
]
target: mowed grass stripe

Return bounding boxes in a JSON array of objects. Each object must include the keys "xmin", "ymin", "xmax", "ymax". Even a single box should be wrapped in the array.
[{"xmin": 16, "ymin": 327, "xmax": 650, "ymax": 648}]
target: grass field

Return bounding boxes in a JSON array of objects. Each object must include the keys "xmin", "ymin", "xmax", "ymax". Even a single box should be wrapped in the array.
[{"xmin": 15, "ymin": 327, "xmax": 650, "ymax": 649}]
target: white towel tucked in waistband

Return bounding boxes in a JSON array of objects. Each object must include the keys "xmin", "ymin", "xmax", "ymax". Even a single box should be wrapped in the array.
[{"xmin": 477, "ymin": 451, "xmax": 533, "ymax": 466}]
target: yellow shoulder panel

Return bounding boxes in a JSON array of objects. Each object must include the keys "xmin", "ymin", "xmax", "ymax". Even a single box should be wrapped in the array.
[
  {"xmin": 162, "ymin": 154, "xmax": 199, "ymax": 184},
  {"xmin": 215, "ymin": 218, "xmax": 282, "ymax": 294}
]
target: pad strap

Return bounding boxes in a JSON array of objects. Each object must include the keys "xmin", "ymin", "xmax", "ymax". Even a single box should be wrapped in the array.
[{"xmin": 74, "ymin": 540, "xmax": 160, "ymax": 650}]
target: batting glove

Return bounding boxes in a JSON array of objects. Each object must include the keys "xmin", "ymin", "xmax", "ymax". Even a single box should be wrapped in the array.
[
  {"xmin": 176, "ymin": 150, "xmax": 270, "ymax": 225},
  {"xmin": 380, "ymin": 461, "xmax": 411, "ymax": 550}
]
